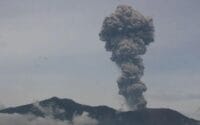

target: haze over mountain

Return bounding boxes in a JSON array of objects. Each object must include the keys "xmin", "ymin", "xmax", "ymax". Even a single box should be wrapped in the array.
[{"xmin": 0, "ymin": 97, "xmax": 199, "ymax": 125}]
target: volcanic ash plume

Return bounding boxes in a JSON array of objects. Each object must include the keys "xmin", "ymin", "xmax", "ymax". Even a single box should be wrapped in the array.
[{"xmin": 99, "ymin": 5, "xmax": 154, "ymax": 110}]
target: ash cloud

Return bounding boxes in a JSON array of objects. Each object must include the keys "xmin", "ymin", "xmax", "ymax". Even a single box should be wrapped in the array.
[{"xmin": 99, "ymin": 5, "xmax": 154, "ymax": 110}]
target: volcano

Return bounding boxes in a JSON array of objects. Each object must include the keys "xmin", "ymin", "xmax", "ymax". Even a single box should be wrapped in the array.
[{"xmin": 0, "ymin": 97, "xmax": 199, "ymax": 125}]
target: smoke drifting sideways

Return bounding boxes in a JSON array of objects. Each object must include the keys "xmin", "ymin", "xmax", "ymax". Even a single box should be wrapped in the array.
[{"xmin": 99, "ymin": 5, "xmax": 154, "ymax": 110}]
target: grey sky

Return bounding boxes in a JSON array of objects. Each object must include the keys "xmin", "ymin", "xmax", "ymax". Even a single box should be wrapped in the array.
[{"xmin": 0, "ymin": 0, "xmax": 199, "ymax": 115}]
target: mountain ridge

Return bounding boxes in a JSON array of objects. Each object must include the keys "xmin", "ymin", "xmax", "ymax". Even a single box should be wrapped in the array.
[{"xmin": 0, "ymin": 97, "xmax": 199, "ymax": 125}]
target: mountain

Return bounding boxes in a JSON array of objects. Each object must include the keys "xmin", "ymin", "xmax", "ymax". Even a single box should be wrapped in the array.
[{"xmin": 0, "ymin": 97, "xmax": 199, "ymax": 125}]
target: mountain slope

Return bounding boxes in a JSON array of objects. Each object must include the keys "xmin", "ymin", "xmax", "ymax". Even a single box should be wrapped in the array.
[{"xmin": 0, "ymin": 97, "xmax": 199, "ymax": 125}]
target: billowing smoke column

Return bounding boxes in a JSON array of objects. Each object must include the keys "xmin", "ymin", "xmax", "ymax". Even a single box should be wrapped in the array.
[{"xmin": 99, "ymin": 5, "xmax": 154, "ymax": 110}]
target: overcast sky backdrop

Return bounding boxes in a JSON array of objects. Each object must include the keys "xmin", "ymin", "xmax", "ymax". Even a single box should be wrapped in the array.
[{"xmin": 0, "ymin": 0, "xmax": 199, "ymax": 115}]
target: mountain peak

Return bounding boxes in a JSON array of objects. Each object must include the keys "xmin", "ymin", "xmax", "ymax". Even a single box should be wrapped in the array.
[{"xmin": 0, "ymin": 97, "xmax": 199, "ymax": 125}]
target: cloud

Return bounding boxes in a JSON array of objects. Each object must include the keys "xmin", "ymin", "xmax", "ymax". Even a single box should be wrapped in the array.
[
  {"xmin": 32, "ymin": 101, "xmax": 65, "ymax": 118},
  {"xmin": 72, "ymin": 112, "xmax": 98, "ymax": 125},
  {"xmin": 0, "ymin": 101, "xmax": 98, "ymax": 125},
  {"xmin": 0, "ymin": 113, "xmax": 69, "ymax": 125},
  {"xmin": 0, "ymin": 104, "xmax": 5, "ymax": 110},
  {"xmin": 0, "ymin": 112, "xmax": 98, "ymax": 125},
  {"xmin": 184, "ymin": 108, "xmax": 200, "ymax": 121}
]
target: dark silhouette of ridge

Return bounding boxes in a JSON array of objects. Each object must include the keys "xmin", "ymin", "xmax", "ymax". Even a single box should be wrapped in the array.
[{"xmin": 0, "ymin": 97, "xmax": 199, "ymax": 125}]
